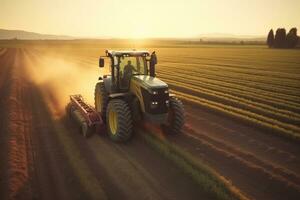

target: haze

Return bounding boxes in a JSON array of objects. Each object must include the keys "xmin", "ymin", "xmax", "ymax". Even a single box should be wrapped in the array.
[{"xmin": 1, "ymin": 0, "xmax": 299, "ymax": 38}]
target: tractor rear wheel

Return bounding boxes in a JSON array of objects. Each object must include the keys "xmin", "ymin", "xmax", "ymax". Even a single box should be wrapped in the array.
[
  {"xmin": 106, "ymin": 99, "xmax": 133, "ymax": 142},
  {"xmin": 95, "ymin": 82, "xmax": 109, "ymax": 122},
  {"xmin": 162, "ymin": 96, "xmax": 185, "ymax": 134}
]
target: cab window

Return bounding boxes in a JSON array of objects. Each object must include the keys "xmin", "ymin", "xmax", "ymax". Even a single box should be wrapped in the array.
[{"xmin": 118, "ymin": 56, "xmax": 146, "ymax": 89}]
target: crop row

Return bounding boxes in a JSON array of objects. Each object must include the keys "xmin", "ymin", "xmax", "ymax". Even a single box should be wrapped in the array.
[
  {"xmin": 158, "ymin": 64, "xmax": 300, "ymax": 96},
  {"xmin": 174, "ymin": 55, "xmax": 300, "ymax": 71},
  {"xmin": 157, "ymin": 64, "xmax": 300, "ymax": 100},
  {"xmin": 158, "ymin": 48, "xmax": 300, "ymax": 70},
  {"xmin": 158, "ymin": 57, "xmax": 300, "ymax": 81},
  {"xmin": 172, "ymin": 90, "xmax": 300, "ymax": 142},
  {"xmin": 164, "ymin": 78, "xmax": 300, "ymax": 132},
  {"xmin": 159, "ymin": 61, "xmax": 300, "ymax": 89},
  {"xmin": 157, "ymin": 69, "xmax": 300, "ymax": 112},
  {"xmin": 163, "ymin": 77, "xmax": 300, "ymax": 125}
]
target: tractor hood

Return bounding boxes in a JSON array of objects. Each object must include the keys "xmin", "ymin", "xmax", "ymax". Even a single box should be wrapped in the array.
[{"xmin": 132, "ymin": 75, "xmax": 168, "ymax": 90}]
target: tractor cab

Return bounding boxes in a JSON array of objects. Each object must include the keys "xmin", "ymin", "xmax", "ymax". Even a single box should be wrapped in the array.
[
  {"xmin": 67, "ymin": 50, "xmax": 184, "ymax": 142},
  {"xmin": 99, "ymin": 50, "xmax": 157, "ymax": 92}
]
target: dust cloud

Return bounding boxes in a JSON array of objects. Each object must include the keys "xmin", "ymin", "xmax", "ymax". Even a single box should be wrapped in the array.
[{"xmin": 24, "ymin": 51, "xmax": 108, "ymax": 114}]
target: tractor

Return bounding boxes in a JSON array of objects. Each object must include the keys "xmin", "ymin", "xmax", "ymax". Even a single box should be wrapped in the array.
[
  {"xmin": 67, "ymin": 50, "xmax": 184, "ymax": 142},
  {"xmin": 95, "ymin": 50, "xmax": 184, "ymax": 142}
]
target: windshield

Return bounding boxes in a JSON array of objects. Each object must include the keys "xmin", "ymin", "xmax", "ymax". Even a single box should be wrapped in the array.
[
  {"xmin": 117, "ymin": 56, "xmax": 147, "ymax": 89},
  {"xmin": 119, "ymin": 56, "xmax": 147, "ymax": 75}
]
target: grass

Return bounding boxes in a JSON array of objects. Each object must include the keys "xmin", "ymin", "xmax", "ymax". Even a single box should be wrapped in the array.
[{"xmin": 138, "ymin": 128, "xmax": 248, "ymax": 200}]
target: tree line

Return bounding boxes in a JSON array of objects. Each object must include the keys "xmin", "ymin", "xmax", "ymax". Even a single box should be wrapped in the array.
[{"xmin": 267, "ymin": 28, "xmax": 299, "ymax": 48}]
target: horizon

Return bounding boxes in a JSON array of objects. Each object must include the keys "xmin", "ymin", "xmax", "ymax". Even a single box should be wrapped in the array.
[
  {"xmin": 1, "ymin": 0, "xmax": 299, "ymax": 39},
  {"xmin": 0, "ymin": 27, "xmax": 269, "ymax": 40}
]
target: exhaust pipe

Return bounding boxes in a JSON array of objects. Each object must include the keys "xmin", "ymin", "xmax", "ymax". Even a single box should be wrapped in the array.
[{"xmin": 150, "ymin": 51, "xmax": 157, "ymax": 77}]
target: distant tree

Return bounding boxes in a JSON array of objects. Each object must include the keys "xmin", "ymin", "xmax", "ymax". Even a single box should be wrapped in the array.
[
  {"xmin": 267, "ymin": 29, "xmax": 274, "ymax": 48},
  {"xmin": 274, "ymin": 28, "xmax": 287, "ymax": 48},
  {"xmin": 286, "ymin": 28, "xmax": 299, "ymax": 48}
]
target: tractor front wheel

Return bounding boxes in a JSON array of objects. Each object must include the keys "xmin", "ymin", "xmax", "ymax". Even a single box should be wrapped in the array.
[
  {"xmin": 106, "ymin": 99, "xmax": 133, "ymax": 142},
  {"xmin": 162, "ymin": 96, "xmax": 185, "ymax": 134}
]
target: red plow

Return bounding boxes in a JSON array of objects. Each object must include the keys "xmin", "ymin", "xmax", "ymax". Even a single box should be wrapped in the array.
[{"xmin": 66, "ymin": 95, "xmax": 104, "ymax": 137}]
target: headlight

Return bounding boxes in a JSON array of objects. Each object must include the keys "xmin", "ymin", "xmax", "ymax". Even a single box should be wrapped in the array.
[
  {"xmin": 152, "ymin": 91, "xmax": 158, "ymax": 95},
  {"xmin": 164, "ymin": 90, "xmax": 169, "ymax": 94},
  {"xmin": 150, "ymin": 101, "xmax": 158, "ymax": 109},
  {"xmin": 166, "ymin": 100, "xmax": 170, "ymax": 107}
]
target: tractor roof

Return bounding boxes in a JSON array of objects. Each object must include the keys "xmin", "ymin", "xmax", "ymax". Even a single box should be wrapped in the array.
[{"xmin": 106, "ymin": 50, "xmax": 150, "ymax": 57}]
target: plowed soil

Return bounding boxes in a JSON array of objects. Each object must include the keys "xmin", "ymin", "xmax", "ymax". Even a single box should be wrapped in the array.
[{"xmin": 173, "ymin": 104, "xmax": 300, "ymax": 200}]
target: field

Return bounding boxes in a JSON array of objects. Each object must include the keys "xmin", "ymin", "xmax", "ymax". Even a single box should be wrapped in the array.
[{"xmin": 0, "ymin": 40, "xmax": 300, "ymax": 200}]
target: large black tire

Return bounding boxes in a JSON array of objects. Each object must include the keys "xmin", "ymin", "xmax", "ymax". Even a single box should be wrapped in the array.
[
  {"xmin": 106, "ymin": 99, "xmax": 133, "ymax": 142},
  {"xmin": 162, "ymin": 96, "xmax": 185, "ymax": 134},
  {"xmin": 130, "ymin": 97, "xmax": 142, "ymax": 123},
  {"xmin": 95, "ymin": 82, "xmax": 109, "ymax": 122}
]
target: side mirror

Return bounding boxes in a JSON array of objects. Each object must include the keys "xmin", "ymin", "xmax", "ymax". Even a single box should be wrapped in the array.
[{"xmin": 99, "ymin": 58, "xmax": 104, "ymax": 68}]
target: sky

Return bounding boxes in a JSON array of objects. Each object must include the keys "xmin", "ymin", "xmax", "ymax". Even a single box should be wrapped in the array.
[{"xmin": 0, "ymin": 0, "xmax": 299, "ymax": 38}]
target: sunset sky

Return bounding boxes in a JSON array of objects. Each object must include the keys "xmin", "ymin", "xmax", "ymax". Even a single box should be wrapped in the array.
[{"xmin": 1, "ymin": 0, "xmax": 299, "ymax": 38}]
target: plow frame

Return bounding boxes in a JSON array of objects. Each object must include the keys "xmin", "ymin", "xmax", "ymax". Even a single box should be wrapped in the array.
[{"xmin": 69, "ymin": 94, "xmax": 103, "ymax": 128}]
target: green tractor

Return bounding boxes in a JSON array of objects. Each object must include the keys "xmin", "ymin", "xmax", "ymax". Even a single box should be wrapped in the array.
[{"xmin": 95, "ymin": 50, "xmax": 184, "ymax": 142}]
